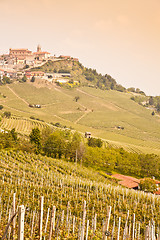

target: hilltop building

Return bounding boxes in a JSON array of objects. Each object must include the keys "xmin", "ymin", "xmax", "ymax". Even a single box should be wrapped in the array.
[
  {"xmin": 8, "ymin": 45, "xmax": 50, "ymax": 65},
  {"xmin": 34, "ymin": 45, "xmax": 50, "ymax": 61},
  {"xmin": 25, "ymin": 70, "xmax": 45, "ymax": 80}
]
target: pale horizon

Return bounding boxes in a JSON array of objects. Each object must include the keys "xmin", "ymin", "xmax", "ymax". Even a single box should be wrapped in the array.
[{"xmin": 0, "ymin": 0, "xmax": 160, "ymax": 96}]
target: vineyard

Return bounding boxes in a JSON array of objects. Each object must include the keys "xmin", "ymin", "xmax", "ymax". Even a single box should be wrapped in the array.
[
  {"xmin": 0, "ymin": 117, "xmax": 48, "ymax": 135},
  {"xmin": 0, "ymin": 150, "xmax": 160, "ymax": 239}
]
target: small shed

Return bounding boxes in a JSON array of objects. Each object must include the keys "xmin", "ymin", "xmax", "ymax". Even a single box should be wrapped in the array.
[{"xmin": 85, "ymin": 132, "xmax": 91, "ymax": 138}]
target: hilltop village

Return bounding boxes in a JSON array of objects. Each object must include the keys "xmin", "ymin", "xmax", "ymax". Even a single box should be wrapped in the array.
[{"xmin": 0, "ymin": 45, "xmax": 78, "ymax": 84}]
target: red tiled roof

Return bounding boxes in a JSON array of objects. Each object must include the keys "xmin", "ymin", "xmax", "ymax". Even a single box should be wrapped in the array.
[
  {"xmin": 112, "ymin": 174, "xmax": 140, "ymax": 183},
  {"xmin": 112, "ymin": 174, "xmax": 160, "ymax": 189},
  {"xmin": 112, "ymin": 174, "xmax": 140, "ymax": 189},
  {"xmin": 10, "ymin": 48, "xmax": 30, "ymax": 51},
  {"xmin": 118, "ymin": 180, "xmax": 139, "ymax": 188},
  {"xmin": 34, "ymin": 52, "xmax": 50, "ymax": 55}
]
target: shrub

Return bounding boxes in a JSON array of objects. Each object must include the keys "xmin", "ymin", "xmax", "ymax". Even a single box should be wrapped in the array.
[{"xmin": 3, "ymin": 111, "xmax": 11, "ymax": 118}]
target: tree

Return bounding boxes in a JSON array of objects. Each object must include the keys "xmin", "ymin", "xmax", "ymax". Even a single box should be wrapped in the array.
[
  {"xmin": 29, "ymin": 127, "xmax": 41, "ymax": 154},
  {"xmin": 22, "ymin": 76, "xmax": 27, "ymax": 82},
  {"xmin": 24, "ymin": 64, "xmax": 29, "ymax": 69},
  {"xmin": 43, "ymin": 131, "xmax": 66, "ymax": 158},
  {"xmin": 127, "ymin": 87, "xmax": 135, "ymax": 92},
  {"xmin": 149, "ymin": 96, "xmax": 154, "ymax": 105},
  {"xmin": 74, "ymin": 96, "xmax": 80, "ymax": 102},
  {"xmin": 156, "ymin": 103, "xmax": 160, "ymax": 112},
  {"xmin": 2, "ymin": 76, "xmax": 11, "ymax": 84},
  {"xmin": 3, "ymin": 111, "xmax": 11, "ymax": 118},
  {"xmin": 10, "ymin": 128, "xmax": 18, "ymax": 141},
  {"xmin": 31, "ymin": 76, "xmax": 35, "ymax": 82},
  {"xmin": 139, "ymin": 178, "xmax": 157, "ymax": 193},
  {"xmin": 68, "ymin": 132, "xmax": 82, "ymax": 160},
  {"xmin": 88, "ymin": 137, "xmax": 103, "ymax": 148},
  {"xmin": 110, "ymin": 82, "xmax": 115, "ymax": 90},
  {"xmin": 152, "ymin": 111, "xmax": 155, "ymax": 116}
]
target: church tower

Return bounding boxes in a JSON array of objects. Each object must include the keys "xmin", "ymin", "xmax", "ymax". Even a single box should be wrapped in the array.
[{"xmin": 37, "ymin": 44, "xmax": 41, "ymax": 52}]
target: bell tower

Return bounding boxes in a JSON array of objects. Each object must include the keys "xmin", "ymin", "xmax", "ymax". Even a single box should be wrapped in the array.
[{"xmin": 37, "ymin": 44, "xmax": 41, "ymax": 52}]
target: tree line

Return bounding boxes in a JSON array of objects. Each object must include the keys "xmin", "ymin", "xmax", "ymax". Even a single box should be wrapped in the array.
[{"xmin": 0, "ymin": 127, "xmax": 160, "ymax": 180}]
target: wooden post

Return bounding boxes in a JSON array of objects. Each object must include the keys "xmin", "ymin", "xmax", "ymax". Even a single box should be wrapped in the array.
[
  {"xmin": 73, "ymin": 216, "xmax": 75, "ymax": 234},
  {"xmin": 81, "ymin": 200, "xmax": 86, "ymax": 240},
  {"xmin": 39, "ymin": 196, "xmax": 44, "ymax": 240},
  {"xmin": 132, "ymin": 213, "xmax": 135, "ymax": 240},
  {"xmin": 18, "ymin": 205, "xmax": 25, "ymax": 240},
  {"xmin": 31, "ymin": 211, "xmax": 35, "ymax": 237},
  {"xmin": 61, "ymin": 210, "xmax": 64, "ymax": 224},
  {"xmin": 111, "ymin": 216, "xmax": 115, "ymax": 240},
  {"xmin": 86, "ymin": 219, "xmax": 89, "ymax": 240},
  {"xmin": 12, "ymin": 193, "xmax": 16, "ymax": 239},
  {"xmin": 123, "ymin": 210, "xmax": 129, "ymax": 240},
  {"xmin": 48, "ymin": 207, "xmax": 54, "ymax": 240},
  {"xmin": 52, "ymin": 206, "xmax": 56, "ymax": 231},
  {"xmin": 8, "ymin": 209, "xmax": 11, "ymax": 240},
  {"xmin": 45, "ymin": 208, "xmax": 50, "ymax": 233},
  {"xmin": 66, "ymin": 201, "xmax": 70, "ymax": 229},
  {"xmin": 103, "ymin": 206, "xmax": 111, "ymax": 240},
  {"xmin": 93, "ymin": 213, "xmax": 97, "ymax": 233},
  {"xmin": 44, "ymin": 208, "xmax": 50, "ymax": 240},
  {"xmin": 138, "ymin": 222, "xmax": 140, "ymax": 240},
  {"xmin": 117, "ymin": 217, "xmax": 121, "ymax": 240},
  {"xmin": 145, "ymin": 226, "xmax": 149, "ymax": 240}
]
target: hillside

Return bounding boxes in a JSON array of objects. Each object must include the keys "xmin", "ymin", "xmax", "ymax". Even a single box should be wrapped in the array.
[
  {"xmin": 0, "ymin": 150, "xmax": 160, "ymax": 239},
  {"xmin": 31, "ymin": 59, "xmax": 126, "ymax": 91},
  {"xmin": 0, "ymin": 83, "xmax": 160, "ymax": 154}
]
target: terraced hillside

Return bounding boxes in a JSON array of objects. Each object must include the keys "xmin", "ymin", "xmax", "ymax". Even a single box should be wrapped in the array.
[
  {"xmin": 0, "ymin": 116, "xmax": 48, "ymax": 135},
  {"xmin": 0, "ymin": 150, "xmax": 160, "ymax": 239},
  {"xmin": 0, "ymin": 83, "xmax": 160, "ymax": 154}
]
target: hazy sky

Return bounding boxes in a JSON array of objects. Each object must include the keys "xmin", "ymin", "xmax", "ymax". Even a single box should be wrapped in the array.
[{"xmin": 0, "ymin": 0, "xmax": 160, "ymax": 95}]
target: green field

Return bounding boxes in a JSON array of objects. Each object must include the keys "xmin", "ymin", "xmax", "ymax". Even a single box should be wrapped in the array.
[{"xmin": 0, "ymin": 83, "xmax": 160, "ymax": 154}]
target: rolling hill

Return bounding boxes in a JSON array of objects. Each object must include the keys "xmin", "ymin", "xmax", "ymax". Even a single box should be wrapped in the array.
[{"xmin": 0, "ymin": 82, "xmax": 160, "ymax": 154}]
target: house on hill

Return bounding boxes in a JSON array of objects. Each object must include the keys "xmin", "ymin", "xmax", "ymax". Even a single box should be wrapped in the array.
[
  {"xmin": 112, "ymin": 174, "xmax": 140, "ymax": 189},
  {"xmin": 34, "ymin": 45, "xmax": 50, "ymax": 61},
  {"xmin": 0, "ymin": 68, "xmax": 17, "ymax": 79},
  {"xmin": 85, "ymin": 132, "xmax": 91, "ymax": 138},
  {"xmin": 25, "ymin": 71, "xmax": 45, "ymax": 80},
  {"xmin": 112, "ymin": 174, "xmax": 160, "ymax": 193}
]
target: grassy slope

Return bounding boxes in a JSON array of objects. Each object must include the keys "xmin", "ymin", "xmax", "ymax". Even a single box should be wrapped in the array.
[{"xmin": 0, "ymin": 83, "xmax": 160, "ymax": 154}]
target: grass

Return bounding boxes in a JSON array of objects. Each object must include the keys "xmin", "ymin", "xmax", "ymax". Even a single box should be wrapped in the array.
[{"xmin": 0, "ymin": 83, "xmax": 160, "ymax": 154}]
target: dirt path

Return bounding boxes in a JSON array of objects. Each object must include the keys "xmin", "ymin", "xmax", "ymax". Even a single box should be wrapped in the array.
[
  {"xmin": 3, "ymin": 104, "xmax": 31, "ymax": 114},
  {"xmin": 7, "ymin": 86, "xmax": 29, "ymax": 105},
  {"xmin": 76, "ymin": 88, "xmax": 122, "ymax": 111},
  {"xmin": 76, "ymin": 88, "xmax": 99, "ymax": 99},
  {"xmin": 74, "ymin": 110, "xmax": 91, "ymax": 124},
  {"xmin": 55, "ymin": 87, "xmax": 91, "ymax": 110},
  {"xmin": 41, "ymin": 103, "xmax": 56, "ymax": 107}
]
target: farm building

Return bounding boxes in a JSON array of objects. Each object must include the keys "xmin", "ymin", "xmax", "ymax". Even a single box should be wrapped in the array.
[
  {"xmin": 112, "ymin": 174, "xmax": 160, "ymax": 192},
  {"xmin": 112, "ymin": 174, "xmax": 140, "ymax": 189},
  {"xmin": 85, "ymin": 132, "xmax": 91, "ymax": 138},
  {"xmin": 25, "ymin": 71, "xmax": 45, "ymax": 79}
]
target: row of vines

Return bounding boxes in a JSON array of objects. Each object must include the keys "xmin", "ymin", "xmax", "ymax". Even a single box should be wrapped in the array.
[
  {"xmin": 0, "ymin": 150, "xmax": 160, "ymax": 239},
  {"xmin": 0, "ymin": 117, "xmax": 47, "ymax": 135}
]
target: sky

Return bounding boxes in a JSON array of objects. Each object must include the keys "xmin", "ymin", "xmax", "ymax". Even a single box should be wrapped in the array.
[{"xmin": 0, "ymin": 0, "xmax": 160, "ymax": 96}]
